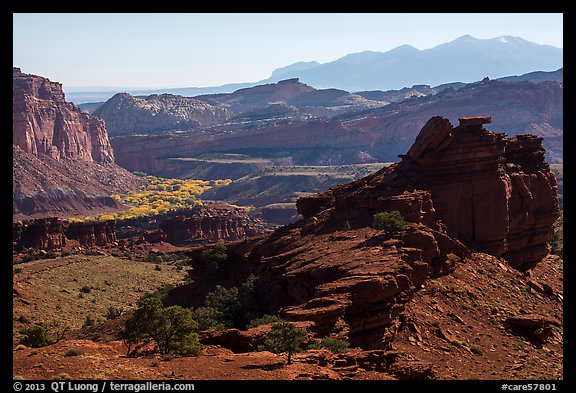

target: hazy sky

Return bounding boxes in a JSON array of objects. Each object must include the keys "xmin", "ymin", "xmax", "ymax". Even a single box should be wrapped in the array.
[{"xmin": 13, "ymin": 13, "xmax": 563, "ymax": 89}]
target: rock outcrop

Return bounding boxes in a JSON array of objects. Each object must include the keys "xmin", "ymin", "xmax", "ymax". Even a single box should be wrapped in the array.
[
  {"xmin": 167, "ymin": 115, "xmax": 559, "ymax": 350},
  {"xmin": 160, "ymin": 210, "xmax": 264, "ymax": 245},
  {"xmin": 65, "ymin": 220, "xmax": 117, "ymax": 247},
  {"xmin": 93, "ymin": 93, "xmax": 232, "ymax": 136},
  {"xmin": 505, "ymin": 314, "xmax": 560, "ymax": 344},
  {"xmin": 297, "ymin": 116, "xmax": 559, "ymax": 270},
  {"xmin": 14, "ymin": 218, "xmax": 67, "ymax": 250},
  {"xmin": 13, "ymin": 204, "xmax": 269, "ymax": 251},
  {"xmin": 12, "ymin": 68, "xmax": 145, "ymax": 220},
  {"xmin": 13, "ymin": 218, "xmax": 116, "ymax": 250},
  {"xmin": 13, "ymin": 67, "xmax": 114, "ymax": 163}
]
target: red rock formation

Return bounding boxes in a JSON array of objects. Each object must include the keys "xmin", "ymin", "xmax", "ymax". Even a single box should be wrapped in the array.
[
  {"xmin": 66, "ymin": 220, "xmax": 117, "ymax": 247},
  {"xmin": 16, "ymin": 218, "xmax": 67, "ymax": 250},
  {"xmin": 296, "ymin": 116, "xmax": 559, "ymax": 269},
  {"xmin": 159, "ymin": 206, "xmax": 267, "ymax": 245},
  {"xmin": 166, "ymin": 115, "xmax": 558, "ymax": 351},
  {"xmin": 402, "ymin": 117, "xmax": 558, "ymax": 269},
  {"xmin": 12, "ymin": 68, "xmax": 145, "ymax": 220},
  {"xmin": 13, "ymin": 218, "xmax": 117, "ymax": 250},
  {"xmin": 13, "ymin": 68, "xmax": 114, "ymax": 163}
]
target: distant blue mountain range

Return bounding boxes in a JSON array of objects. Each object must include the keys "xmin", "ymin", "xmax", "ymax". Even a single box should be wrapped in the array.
[{"xmin": 64, "ymin": 35, "xmax": 562, "ymax": 104}]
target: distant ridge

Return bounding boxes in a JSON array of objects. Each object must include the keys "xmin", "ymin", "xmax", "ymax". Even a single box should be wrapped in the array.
[{"xmin": 65, "ymin": 35, "xmax": 562, "ymax": 104}]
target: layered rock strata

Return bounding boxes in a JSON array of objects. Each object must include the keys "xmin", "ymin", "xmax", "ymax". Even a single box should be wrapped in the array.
[
  {"xmin": 160, "ymin": 213, "xmax": 263, "ymax": 245},
  {"xmin": 167, "ymin": 115, "xmax": 559, "ymax": 350},
  {"xmin": 297, "ymin": 116, "xmax": 559, "ymax": 269},
  {"xmin": 13, "ymin": 206, "xmax": 268, "ymax": 250},
  {"xmin": 12, "ymin": 68, "xmax": 144, "ymax": 219},
  {"xmin": 13, "ymin": 68, "xmax": 114, "ymax": 163},
  {"xmin": 93, "ymin": 93, "xmax": 232, "ymax": 136}
]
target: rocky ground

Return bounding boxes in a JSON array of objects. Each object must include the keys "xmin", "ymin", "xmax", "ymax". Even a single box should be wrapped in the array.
[
  {"xmin": 12, "ymin": 248, "xmax": 562, "ymax": 380},
  {"xmin": 393, "ymin": 254, "xmax": 562, "ymax": 379}
]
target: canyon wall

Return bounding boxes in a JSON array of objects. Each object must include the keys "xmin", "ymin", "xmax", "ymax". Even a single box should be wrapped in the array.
[
  {"xmin": 12, "ymin": 68, "xmax": 145, "ymax": 220},
  {"xmin": 13, "ymin": 68, "xmax": 114, "ymax": 163}
]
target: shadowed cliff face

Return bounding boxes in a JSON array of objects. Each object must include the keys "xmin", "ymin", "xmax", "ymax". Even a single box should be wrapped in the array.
[
  {"xmin": 166, "ymin": 116, "xmax": 559, "ymax": 351},
  {"xmin": 13, "ymin": 205, "xmax": 269, "ymax": 251},
  {"xmin": 12, "ymin": 219, "xmax": 116, "ymax": 250}
]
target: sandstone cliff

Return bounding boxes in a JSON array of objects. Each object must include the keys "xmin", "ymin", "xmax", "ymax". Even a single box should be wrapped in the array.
[
  {"xmin": 13, "ymin": 218, "xmax": 116, "ymax": 250},
  {"xmin": 158, "ymin": 205, "xmax": 266, "ymax": 245},
  {"xmin": 13, "ymin": 68, "xmax": 114, "ymax": 163},
  {"xmin": 93, "ymin": 93, "xmax": 231, "ymax": 136},
  {"xmin": 166, "ymin": 116, "xmax": 559, "ymax": 351},
  {"xmin": 13, "ymin": 205, "xmax": 268, "ymax": 251},
  {"xmin": 297, "ymin": 116, "xmax": 560, "ymax": 270},
  {"xmin": 12, "ymin": 68, "xmax": 145, "ymax": 220},
  {"xmin": 111, "ymin": 78, "xmax": 563, "ymax": 181}
]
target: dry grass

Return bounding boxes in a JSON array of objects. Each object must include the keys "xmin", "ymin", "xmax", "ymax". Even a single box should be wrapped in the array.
[{"xmin": 13, "ymin": 255, "xmax": 188, "ymax": 342}]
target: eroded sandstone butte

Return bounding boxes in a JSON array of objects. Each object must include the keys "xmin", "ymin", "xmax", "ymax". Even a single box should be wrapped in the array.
[
  {"xmin": 93, "ymin": 92, "xmax": 232, "ymax": 136},
  {"xmin": 298, "ymin": 116, "xmax": 559, "ymax": 270},
  {"xmin": 13, "ymin": 68, "xmax": 144, "ymax": 219},
  {"xmin": 167, "ymin": 116, "xmax": 559, "ymax": 350}
]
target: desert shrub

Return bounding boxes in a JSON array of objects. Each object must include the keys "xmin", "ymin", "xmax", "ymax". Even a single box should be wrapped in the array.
[
  {"xmin": 21, "ymin": 255, "xmax": 37, "ymax": 263},
  {"xmin": 138, "ymin": 284, "xmax": 175, "ymax": 305},
  {"xmin": 194, "ymin": 275, "xmax": 263, "ymax": 330},
  {"xmin": 200, "ymin": 245, "xmax": 228, "ymax": 275},
  {"xmin": 248, "ymin": 315, "xmax": 285, "ymax": 329},
  {"xmin": 342, "ymin": 220, "xmax": 351, "ymax": 231},
  {"xmin": 146, "ymin": 252, "xmax": 162, "ymax": 263},
  {"xmin": 124, "ymin": 297, "xmax": 202, "ymax": 357},
  {"xmin": 549, "ymin": 232, "xmax": 563, "ymax": 256},
  {"xmin": 64, "ymin": 348, "xmax": 84, "ymax": 357},
  {"xmin": 372, "ymin": 211, "xmax": 407, "ymax": 235},
  {"xmin": 204, "ymin": 285, "xmax": 243, "ymax": 328},
  {"xmin": 471, "ymin": 346, "xmax": 483, "ymax": 356},
  {"xmin": 83, "ymin": 316, "xmax": 95, "ymax": 328},
  {"xmin": 80, "ymin": 286, "xmax": 92, "ymax": 294},
  {"xmin": 106, "ymin": 306, "xmax": 123, "ymax": 320},
  {"xmin": 191, "ymin": 307, "xmax": 224, "ymax": 331},
  {"xmin": 20, "ymin": 325, "xmax": 53, "ymax": 348},
  {"xmin": 308, "ymin": 337, "xmax": 349, "ymax": 354},
  {"xmin": 13, "ymin": 267, "xmax": 22, "ymax": 274},
  {"xmin": 452, "ymin": 339, "xmax": 465, "ymax": 348},
  {"xmin": 154, "ymin": 264, "xmax": 162, "ymax": 271},
  {"xmin": 264, "ymin": 322, "xmax": 306, "ymax": 364}
]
